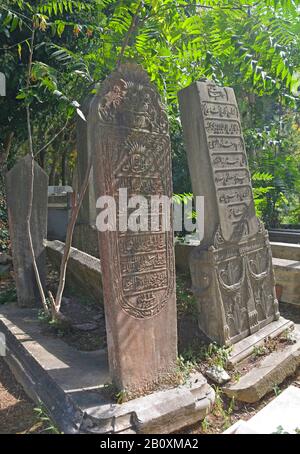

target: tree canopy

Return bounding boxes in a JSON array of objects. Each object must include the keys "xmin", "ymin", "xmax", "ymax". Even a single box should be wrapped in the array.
[{"xmin": 1, "ymin": 0, "xmax": 300, "ymax": 228}]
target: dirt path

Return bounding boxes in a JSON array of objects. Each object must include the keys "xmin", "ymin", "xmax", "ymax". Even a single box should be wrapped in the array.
[{"xmin": 0, "ymin": 359, "xmax": 51, "ymax": 434}]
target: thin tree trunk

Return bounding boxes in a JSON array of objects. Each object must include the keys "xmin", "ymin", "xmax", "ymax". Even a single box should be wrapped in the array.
[
  {"xmin": 117, "ymin": 1, "xmax": 142, "ymax": 68},
  {"xmin": 25, "ymin": 26, "xmax": 48, "ymax": 313},
  {"xmin": 49, "ymin": 158, "xmax": 92, "ymax": 320},
  {"xmin": 61, "ymin": 148, "xmax": 67, "ymax": 186},
  {"xmin": 49, "ymin": 153, "xmax": 58, "ymax": 185}
]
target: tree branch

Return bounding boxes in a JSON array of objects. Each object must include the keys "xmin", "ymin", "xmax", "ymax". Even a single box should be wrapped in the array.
[
  {"xmin": 117, "ymin": 1, "xmax": 143, "ymax": 69},
  {"xmin": 34, "ymin": 119, "xmax": 70, "ymax": 158},
  {"xmin": 25, "ymin": 24, "xmax": 48, "ymax": 313},
  {"xmin": 50, "ymin": 158, "xmax": 93, "ymax": 320}
]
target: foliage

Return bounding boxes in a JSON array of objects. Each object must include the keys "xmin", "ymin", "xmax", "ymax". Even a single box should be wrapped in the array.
[
  {"xmin": 176, "ymin": 272, "xmax": 198, "ymax": 318},
  {"xmin": 0, "ymin": 1, "xmax": 300, "ymax": 223},
  {"xmin": 213, "ymin": 386, "xmax": 235, "ymax": 430},
  {"xmin": 0, "ymin": 284, "xmax": 16, "ymax": 304},
  {"xmin": 182, "ymin": 340, "xmax": 232, "ymax": 370},
  {"xmin": 203, "ymin": 342, "xmax": 232, "ymax": 369},
  {"xmin": 0, "ymin": 190, "xmax": 9, "ymax": 252},
  {"xmin": 176, "ymin": 354, "xmax": 196, "ymax": 383},
  {"xmin": 248, "ymin": 117, "xmax": 300, "ymax": 226},
  {"xmin": 34, "ymin": 402, "xmax": 61, "ymax": 434}
]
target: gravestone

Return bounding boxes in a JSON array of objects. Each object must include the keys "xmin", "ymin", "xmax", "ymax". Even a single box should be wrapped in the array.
[
  {"xmin": 47, "ymin": 186, "xmax": 73, "ymax": 241},
  {"xmin": 73, "ymin": 94, "xmax": 99, "ymax": 257},
  {"xmin": 178, "ymin": 81, "xmax": 280, "ymax": 345},
  {"xmin": 90, "ymin": 63, "xmax": 177, "ymax": 391},
  {"xmin": 6, "ymin": 155, "xmax": 48, "ymax": 307}
]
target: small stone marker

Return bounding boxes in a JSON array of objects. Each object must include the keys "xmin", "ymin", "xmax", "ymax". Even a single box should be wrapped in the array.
[
  {"xmin": 178, "ymin": 81, "xmax": 280, "ymax": 345},
  {"xmin": 6, "ymin": 155, "xmax": 48, "ymax": 307},
  {"xmin": 205, "ymin": 365, "xmax": 230, "ymax": 385},
  {"xmin": 90, "ymin": 64, "xmax": 177, "ymax": 391}
]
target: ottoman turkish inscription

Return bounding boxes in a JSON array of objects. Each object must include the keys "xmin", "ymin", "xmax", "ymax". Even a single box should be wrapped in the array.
[
  {"xmin": 179, "ymin": 81, "xmax": 279, "ymax": 345},
  {"xmin": 91, "ymin": 63, "xmax": 177, "ymax": 390}
]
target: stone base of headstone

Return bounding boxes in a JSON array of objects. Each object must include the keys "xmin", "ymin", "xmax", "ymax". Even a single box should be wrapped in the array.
[
  {"xmin": 0, "ymin": 304, "xmax": 215, "ymax": 434},
  {"xmin": 227, "ymin": 316, "xmax": 294, "ymax": 366},
  {"xmin": 73, "ymin": 224, "xmax": 99, "ymax": 258},
  {"xmin": 190, "ymin": 223, "xmax": 280, "ymax": 346},
  {"xmin": 223, "ymin": 324, "xmax": 300, "ymax": 403}
]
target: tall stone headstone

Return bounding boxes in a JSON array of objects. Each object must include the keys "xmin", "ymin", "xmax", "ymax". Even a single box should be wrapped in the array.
[
  {"xmin": 90, "ymin": 64, "xmax": 177, "ymax": 391},
  {"xmin": 73, "ymin": 94, "xmax": 99, "ymax": 256},
  {"xmin": 178, "ymin": 81, "xmax": 280, "ymax": 345},
  {"xmin": 6, "ymin": 155, "xmax": 48, "ymax": 307}
]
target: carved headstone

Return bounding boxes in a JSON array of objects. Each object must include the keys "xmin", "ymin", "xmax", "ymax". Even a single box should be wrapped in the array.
[
  {"xmin": 73, "ymin": 94, "xmax": 99, "ymax": 256},
  {"xmin": 90, "ymin": 64, "xmax": 177, "ymax": 391},
  {"xmin": 6, "ymin": 155, "xmax": 48, "ymax": 307},
  {"xmin": 178, "ymin": 81, "xmax": 280, "ymax": 345}
]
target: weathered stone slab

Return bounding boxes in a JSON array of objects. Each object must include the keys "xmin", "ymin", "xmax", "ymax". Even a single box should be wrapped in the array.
[
  {"xmin": 48, "ymin": 190, "xmax": 73, "ymax": 241},
  {"xmin": 6, "ymin": 155, "xmax": 48, "ymax": 307},
  {"xmin": 271, "ymin": 242, "xmax": 300, "ymax": 261},
  {"xmin": 273, "ymin": 257, "xmax": 300, "ymax": 305},
  {"xmin": 178, "ymin": 81, "xmax": 280, "ymax": 345},
  {"xmin": 0, "ymin": 304, "xmax": 214, "ymax": 434},
  {"xmin": 45, "ymin": 239, "xmax": 102, "ymax": 303},
  {"xmin": 223, "ymin": 326, "xmax": 300, "ymax": 403},
  {"xmin": 90, "ymin": 64, "xmax": 177, "ymax": 391},
  {"xmin": 72, "ymin": 223, "xmax": 99, "ymax": 258}
]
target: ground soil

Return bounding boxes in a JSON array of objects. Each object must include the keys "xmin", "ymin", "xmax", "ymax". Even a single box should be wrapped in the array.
[{"xmin": 0, "ymin": 359, "xmax": 52, "ymax": 434}]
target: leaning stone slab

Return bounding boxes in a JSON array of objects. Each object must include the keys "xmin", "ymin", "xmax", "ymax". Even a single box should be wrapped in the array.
[
  {"xmin": 0, "ymin": 304, "xmax": 214, "ymax": 434},
  {"xmin": 45, "ymin": 239, "xmax": 102, "ymax": 303},
  {"xmin": 91, "ymin": 64, "xmax": 177, "ymax": 391},
  {"xmin": 223, "ymin": 326, "xmax": 300, "ymax": 403},
  {"xmin": 6, "ymin": 155, "xmax": 48, "ymax": 307}
]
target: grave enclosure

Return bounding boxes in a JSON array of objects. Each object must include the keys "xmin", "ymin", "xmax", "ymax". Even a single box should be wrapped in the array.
[{"xmin": 2, "ymin": 65, "xmax": 300, "ymax": 434}]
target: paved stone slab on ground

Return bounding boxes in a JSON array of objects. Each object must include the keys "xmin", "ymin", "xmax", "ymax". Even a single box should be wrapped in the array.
[{"xmin": 224, "ymin": 385, "xmax": 300, "ymax": 434}]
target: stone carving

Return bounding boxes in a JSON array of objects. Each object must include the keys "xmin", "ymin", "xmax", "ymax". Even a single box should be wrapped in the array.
[
  {"xmin": 91, "ymin": 63, "xmax": 177, "ymax": 390},
  {"xmin": 6, "ymin": 155, "xmax": 48, "ymax": 307},
  {"xmin": 178, "ymin": 81, "xmax": 279, "ymax": 345}
]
